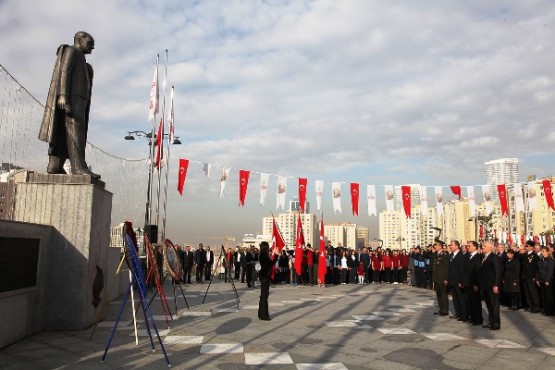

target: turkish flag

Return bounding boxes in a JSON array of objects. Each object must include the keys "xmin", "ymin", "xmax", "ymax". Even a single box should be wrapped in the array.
[
  {"xmin": 294, "ymin": 213, "xmax": 305, "ymax": 276},
  {"xmin": 534, "ymin": 235, "xmax": 539, "ymax": 244},
  {"xmin": 402, "ymin": 185, "xmax": 411, "ymax": 218},
  {"xmin": 479, "ymin": 224, "xmax": 484, "ymax": 240},
  {"xmin": 177, "ymin": 158, "xmax": 189, "ymax": 195},
  {"xmin": 154, "ymin": 118, "xmax": 164, "ymax": 169},
  {"xmin": 508, "ymin": 233, "xmax": 513, "ymax": 245},
  {"xmin": 318, "ymin": 217, "xmax": 327, "ymax": 284},
  {"xmin": 272, "ymin": 217, "xmax": 286, "ymax": 254},
  {"xmin": 497, "ymin": 184, "xmax": 508, "ymax": 216},
  {"xmin": 298, "ymin": 178, "xmax": 307, "ymax": 212},
  {"xmin": 238, "ymin": 170, "xmax": 250, "ymax": 206},
  {"xmin": 350, "ymin": 183, "xmax": 360, "ymax": 216},
  {"xmin": 450, "ymin": 185, "xmax": 462, "ymax": 200},
  {"xmin": 542, "ymin": 179, "xmax": 555, "ymax": 211}
]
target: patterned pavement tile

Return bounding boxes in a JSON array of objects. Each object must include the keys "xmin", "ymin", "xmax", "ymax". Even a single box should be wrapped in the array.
[
  {"xmin": 244, "ymin": 352, "xmax": 294, "ymax": 365},
  {"xmin": 163, "ymin": 335, "xmax": 204, "ymax": 345},
  {"xmin": 200, "ymin": 343, "xmax": 244, "ymax": 353},
  {"xmin": 296, "ymin": 363, "xmax": 348, "ymax": 370},
  {"xmin": 474, "ymin": 339, "xmax": 526, "ymax": 349},
  {"xmin": 377, "ymin": 328, "xmax": 417, "ymax": 335},
  {"xmin": 421, "ymin": 333, "xmax": 466, "ymax": 341}
]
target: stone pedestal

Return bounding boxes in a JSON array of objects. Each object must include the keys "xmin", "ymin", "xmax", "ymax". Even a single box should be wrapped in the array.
[{"xmin": 13, "ymin": 173, "xmax": 112, "ymax": 330}]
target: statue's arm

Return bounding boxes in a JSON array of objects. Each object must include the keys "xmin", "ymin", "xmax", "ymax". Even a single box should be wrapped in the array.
[{"xmin": 57, "ymin": 47, "xmax": 77, "ymax": 115}]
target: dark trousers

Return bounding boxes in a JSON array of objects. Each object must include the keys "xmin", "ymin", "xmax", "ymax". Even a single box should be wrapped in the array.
[
  {"xmin": 307, "ymin": 265, "xmax": 315, "ymax": 285},
  {"xmin": 465, "ymin": 286, "xmax": 483, "ymax": 324},
  {"xmin": 258, "ymin": 276, "xmax": 270, "ymax": 319},
  {"xmin": 234, "ymin": 262, "xmax": 241, "ymax": 279},
  {"xmin": 481, "ymin": 288, "xmax": 500, "ymax": 329},
  {"xmin": 204, "ymin": 264, "xmax": 212, "ymax": 280},
  {"xmin": 450, "ymin": 285, "xmax": 468, "ymax": 320},
  {"xmin": 183, "ymin": 265, "xmax": 192, "ymax": 284},
  {"xmin": 196, "ymin": 264, "xmax": 204, "ymax": 282},
  {"xmin": 240, "ymin": 265, "xmax": 246, "ymax": 283},
  {"xmin": 540, "ymin": 283, "xmax": 554, "ymax": 315},
  {"xmin": 435, "ymin": 283, "xmax": 449, "ymax": 314},
  {"xmin": 332, "ymin": 267, "xmax": 339, "ymax": 285},
  {"xmin": 382, "ymin": 268, "xmax": 391, "ymax": 283},
  {"xmin": 523, "ymin": 279, "xmax": 540, "ymax": 310},
  {"xmin": 246, "ymin": 264, "xmax": 253, "ymax": 286}
]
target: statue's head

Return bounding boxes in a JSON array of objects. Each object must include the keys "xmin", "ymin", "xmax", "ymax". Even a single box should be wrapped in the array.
[{"xmin": 74, "ymin": 31, "xmax": 95, "ymax": 55}]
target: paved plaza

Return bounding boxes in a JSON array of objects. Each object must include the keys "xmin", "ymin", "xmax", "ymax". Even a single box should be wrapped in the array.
[{"xmin": 1, "ymin": 279, "xmax": 555, "ymax": 369}]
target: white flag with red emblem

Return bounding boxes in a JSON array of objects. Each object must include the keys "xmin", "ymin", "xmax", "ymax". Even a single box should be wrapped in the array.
[
  {"xmin": 435, "ymin": 186, "xmax": 443, "ymax": 216},
  {"xmin": 384, "ymin": 185, "xmax": 394, "ymax": 211},
  {"xmin": 219, "ymin": 167, "xmax": 230, "ymax": 198},
  {"xmin": 148, "ymin": 63, "xmax": 159, "ymax": 122},
  {"xmin": 260, "ymin": 173, "xmax": 270, "ymax": 206},
  {"xmin": 276, "ymin": 176, "xmax": 287, "ymax": 210},
  {"xmin": 331, "ymin": 182, "xmax": 342, "ymax": 213},
  {"xmin": 367, "ymin": 185, "xmax": 377, "ymax": 217},
  {"xmin": 420, "ymin": 186, "xmax": 428, "ymax": 218},
  {"xmin": 315, "ymin": 180, "xmax": 324, "ymax": 211}
]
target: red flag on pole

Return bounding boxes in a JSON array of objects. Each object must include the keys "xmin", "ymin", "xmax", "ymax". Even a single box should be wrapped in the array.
[
  {"xmin": 294, "ymin": 213, "xmax": 304, "ymax": 276},
  {"xmin": 177, "ymin": 158, "xmax": 189, "ymax": 195},
  {"xmin": 521, "ymin": 234, "xmax": 525, "ymax": 246},
  {"xmin": 450, "ymin": 185, "xmax": 462, "ymax": 200},
  {"xmin": 350, "ymin": 183, "xmax": 360, "ymax": 216},
  {"xmin": 318, "ymin": 216, "xmax": 327, "ymax": 284},
  {"xmin": 534, "ymin": 235, "xmax": 539, "ymax": 244},
  {"xmin": 542, "ymin": 179, "xmax": 555, "ymax": 211},
  {"xmin": 298, "ymin": 178, "xmax": 307, "ymax": 212},
  {"xmin": 402, "ymin": 185, "xmax": 411, "ymax": 218},
  {"xmin": 272, "ymin": 217, "xmax": 286, "ymax": 254},
  {"xmin": 508, "ymin": 233, "xmax": 513, "ymax": 245},
  {"xmin": 238, "ymin": 170, "xmax": 250, "ymax": 206},
  {"xmin": 497, "ymin": 184, "xmax": 508, "ymax": 216},
  {"xmin": 155, "ymin": 118, "xmax": 163, "ymax": 169}
]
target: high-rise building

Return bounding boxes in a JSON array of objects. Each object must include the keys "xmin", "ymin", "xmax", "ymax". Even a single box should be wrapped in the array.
[
  {"xmin": 356, "ymin": 226, "xmax": 369, "ymax": 248},
  {"xmin": 484, "ymin": 158, "xmax": 519, "ymax": 200},
  {"xmin": 324, "ymin": 222, "xmax": 357, "ymax": 248},
  {"xmin": 262, "ymin": 212, "xmax": 317, "ymax": 248}
]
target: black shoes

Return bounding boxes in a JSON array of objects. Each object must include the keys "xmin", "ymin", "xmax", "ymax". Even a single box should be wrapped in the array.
[{"xmin": 259, "ymin": 317, "xmax": 271, "ymax": 321}]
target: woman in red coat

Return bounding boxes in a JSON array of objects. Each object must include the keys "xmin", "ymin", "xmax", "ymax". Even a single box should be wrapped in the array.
[
  {"xmin": 381, "ymin": 249, "xmax": 393, "ymax": 284},
  {"xmin": 370, "ymin": 251, "xmax": 381, "ymax": 284}
]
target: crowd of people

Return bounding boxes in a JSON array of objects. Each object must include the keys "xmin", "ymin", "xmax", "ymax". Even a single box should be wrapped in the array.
[
  {"xmin": 169, "ymin": 239, "xmax": 554, "ymax": 327},
  {"xmin": 415, "ymin": 239, "xmax": 554, "ymax": 330}
]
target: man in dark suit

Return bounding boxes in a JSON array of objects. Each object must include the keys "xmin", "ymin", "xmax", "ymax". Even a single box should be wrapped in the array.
[
  {"xmin": 461, "ymin": 241, "xmax": 482, "ymax": 325},
  {"xmin": 182, "ymin": 245, "xmax": 194, "ymax": 284},
  {"xmin": 479, "ymin": 240, "xmax": 502, "ymax": 330},
  {"xmin": 521, "ymin": 240, "xmax": 540, "ymax": 313},
  {"xmin": 239, "ymin": 247, "xmax": 247, "ymax": 283},
  {"xmin": 258, "ymin": 242, "xmax": 278, "ymax": 320},
  {"xmin": 194, "ymin": 243, "xmax": 206, "ymax": 283},
  {"xmin": 448, "ymin": 240, "xmax": 468, "ymax": 321},
  {"xmin": 204, "ymin": 246, "xmax": 214, "ymax": 280},
  {"xmin": 233, "ymin": 246, "xmax": 242, "ymax": 280},
  {"xmin": 246, "ymin": 245, "xmax": 255, "ymax": 287},
  {"xmin": 433, "ymin": 243, "xmax": 449, "ymax": 316}
]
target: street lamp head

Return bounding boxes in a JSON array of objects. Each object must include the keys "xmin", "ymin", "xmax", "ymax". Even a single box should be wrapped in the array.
[
  {"xmin": 173, "ymin": 138, "xmax": 182, "ymax": 145},
  {"xmin": 124, "ymin": 134, "xmax": 135, "ymax": 141}
]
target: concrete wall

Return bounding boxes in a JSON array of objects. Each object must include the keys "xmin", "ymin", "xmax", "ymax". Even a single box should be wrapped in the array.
[{"xmin": 0, "ymin": 175, "xmax": 129, "ymax": 348}]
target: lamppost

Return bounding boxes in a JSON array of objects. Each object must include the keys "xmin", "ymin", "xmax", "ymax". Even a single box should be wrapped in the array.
[{"xmin": 124, "ymin": 130, "xmax": 180, "ymax": 251}]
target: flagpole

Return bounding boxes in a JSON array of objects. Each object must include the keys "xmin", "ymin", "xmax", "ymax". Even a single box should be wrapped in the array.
[
  {"xmin": 155, "ymin": 50, "xmax": 168, "ymax": 235},
  {"xmin": 146, "ymin": 54, "xmax": 160, "ymax": 231},
  {"xmin": 161, "ymin": 85, "xmax": 174, "ymax": 243}
]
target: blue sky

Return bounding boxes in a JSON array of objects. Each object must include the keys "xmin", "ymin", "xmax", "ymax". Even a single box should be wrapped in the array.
[{"xmin": 1, "ymin": 0, "xmax": 554, "ymax": 245}]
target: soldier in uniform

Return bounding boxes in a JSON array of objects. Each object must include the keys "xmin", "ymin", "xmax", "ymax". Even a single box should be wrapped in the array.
[{"xmin": 433, "ymin": 242, "xmax": 449, "ymax": 316}]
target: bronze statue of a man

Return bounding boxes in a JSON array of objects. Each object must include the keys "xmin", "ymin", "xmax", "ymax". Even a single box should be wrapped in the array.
[{"xmin": 38, "ymin": 31, "xmax": 100, "ymax": 179}]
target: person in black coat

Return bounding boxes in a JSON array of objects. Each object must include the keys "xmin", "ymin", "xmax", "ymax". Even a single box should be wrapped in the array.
[
  {"xmin": 432, "ymin": 243, "xmax": 449, "ymax": 316},
  {"xmin": 479, "ymin": 240, "xmax": 502, "ymax": 330},
  {"xmin": 448, "ymin": 240, "xmax": 468, "ymax": 321},
  {"xmin": 461, "ymin": 241, "xmax": 483, "ymax": 325},
  {"xmin": 537, "ymin": 246, "xmax": 554, "ymax": 316},
  {"xmin": 182, "ymin": 245, "xmax": 194, "ymax": 284},
  {"xmin": 258, "ymin": 241, "xmax": 277, "ymax": 321},
  {"xmin": 502, "ymin": 249, "xmax": 520, "ymax": 310}
]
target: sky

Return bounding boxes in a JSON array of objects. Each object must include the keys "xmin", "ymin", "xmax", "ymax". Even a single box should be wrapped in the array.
[{"xmin": 1, "ymin": 0, "xmax": 554, "ymax": 246}]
